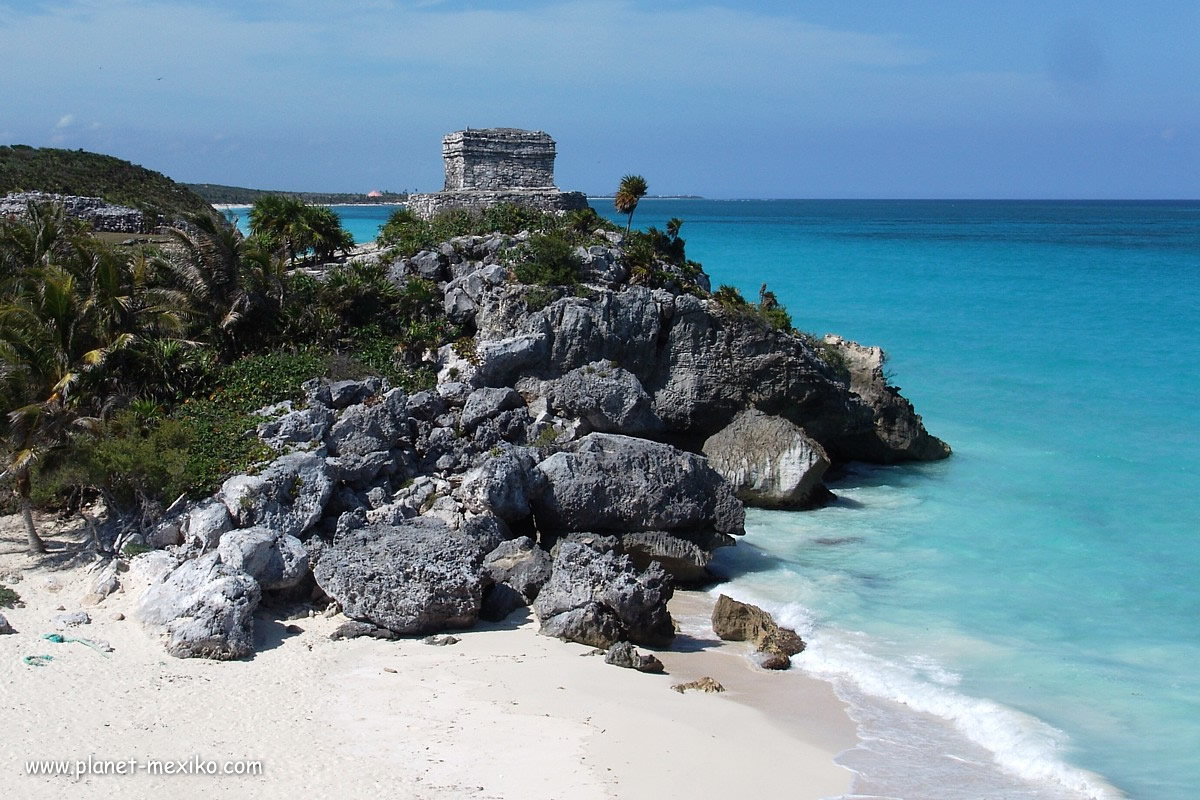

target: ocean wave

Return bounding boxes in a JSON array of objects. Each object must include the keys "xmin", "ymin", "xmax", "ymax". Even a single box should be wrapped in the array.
[{"xmin": 710, "ymin": 587, "xmax": 1125, "ymax": 800}]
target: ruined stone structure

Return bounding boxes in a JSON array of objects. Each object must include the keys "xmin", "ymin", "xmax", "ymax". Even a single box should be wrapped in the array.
[
  {"xmin": 407, "ymin": 128, "xmax": 588, "ymax": 219},
  {"xmin": 0, "ymin": 191, "xmax": 146, "ymax": 233}
]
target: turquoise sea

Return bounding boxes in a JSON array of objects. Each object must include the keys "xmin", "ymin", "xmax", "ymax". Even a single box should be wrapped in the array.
[{"xmin": 234, "ymin": 199, "xmax": 1200, "ymax": 799}]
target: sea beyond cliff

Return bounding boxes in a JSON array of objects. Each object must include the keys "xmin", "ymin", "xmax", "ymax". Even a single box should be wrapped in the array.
[{"xmin": 225, "ymin": 198, "xmax": 1200, "ymax": 799}]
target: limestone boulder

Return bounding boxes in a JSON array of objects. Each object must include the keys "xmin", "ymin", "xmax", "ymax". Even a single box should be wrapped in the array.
[
  {"xmin": 136, "ymin": 552, "xmax": 261, "ymax": 660},
  {"xmin": 460, "ymin": 387, "xmax": 524, "ymax": 431},
  {"xmin": 219, "ymin": 450, "xmax": 334, "ymax": 538},
  {"xmin": 545, "ymin": 361, "xmax": 661, "ymax": 434},
  {"xmin": 458, "ymin": 447, "xmax": 546, "ymax": 522},
  {"xmin": 312, "ymin": 517, "xmax": 492, "ymax": 635},
  {"xmin": 711, "ymin": 594, "xmax": 805, "ymax": 666},
  {"xmin": 532, "ymin": 433, "xmax": 744, "ymax": 535},
  {"xmin": 702, "ymin": 408, "xmax": 831, "ymax": 508},
  {"xmin": 182, "ymin": 499, "xmax": 234, "ymax": 552},
  {"xmin": 217, "ymin": 527, "xmax": 309, "ymax": 591},
  {"xmin": 604, "ymin": 641, "xmax": 664, "ymax": 673},
  {"xmin": 533, "ymin": 542, "xmax": 674, "ymax": 649},
  {"xmin": 483, "ymin": 536, "xmax": 553, "ymax": 601},
  {"xmin": 325, "ymin": 388, "xmax": 409, "ymax": 457}
]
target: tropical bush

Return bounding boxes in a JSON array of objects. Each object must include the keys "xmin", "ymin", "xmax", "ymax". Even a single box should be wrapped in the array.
[{"xmin": 512, "ymin": 231, "xmax": 583, "ymax": 286}]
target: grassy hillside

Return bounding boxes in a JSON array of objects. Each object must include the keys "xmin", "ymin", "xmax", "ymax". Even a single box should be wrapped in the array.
[
  {"xmin": 0, "ymin": 145, "xmax": 215, "ymax": 220},
  {"xmin": 186, "ymin": 183, "xmax": 408, "ymax": 205}
]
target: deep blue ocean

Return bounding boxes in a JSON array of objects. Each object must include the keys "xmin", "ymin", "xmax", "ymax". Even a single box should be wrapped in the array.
[{"xmin": 231, "ymin": 199, "xmax": 1200, "ymax": 799}]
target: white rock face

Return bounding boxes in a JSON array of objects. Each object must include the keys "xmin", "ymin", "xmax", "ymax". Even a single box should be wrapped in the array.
[{"xmin": 702, "ymin": 408, "xmax": 830, "ymax": 508}]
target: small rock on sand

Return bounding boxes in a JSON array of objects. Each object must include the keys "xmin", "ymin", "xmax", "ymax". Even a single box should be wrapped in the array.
[{"xmin": 670, "ymin": 677, "xmax": 725, "ymax": 694}]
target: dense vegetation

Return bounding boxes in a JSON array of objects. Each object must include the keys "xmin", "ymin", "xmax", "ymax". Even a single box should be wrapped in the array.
[
  {"xmin": 186, "ymin": 183, "xmax": 408, "ymax": 206},
  {"xmin": 0, "ymin": 199, "xmax": 444, "ymax": 551},
  {"xmin": 0, "ymin": 178, "xmax": 782, "ymax": 554},
  {"xmin": 0, "ymin": 146, "xmax": 215, "ymax": 221}
]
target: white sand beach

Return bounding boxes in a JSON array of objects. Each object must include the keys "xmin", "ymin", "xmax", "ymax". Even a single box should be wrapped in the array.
[{"xmin": 0, "ymin": 515, "xmax": 856, "ymax": 800}]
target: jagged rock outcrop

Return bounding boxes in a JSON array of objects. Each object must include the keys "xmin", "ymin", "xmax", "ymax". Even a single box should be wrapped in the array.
[
  {"xmin": 136, "ymin": 552, "xmax": 260, "ymax": 660},
  {"xmin": 711, "ymin": 594, "xmax": 805, "ymax": 669},
  {"xmin": 312, "ymin": 517, "xmax": 498, "ymax": 635},
  {"xmin": 821, "ymin": 335, "xmax": 952, "ymax": 463},
  {"xmin": 458, "ymin": 446, "xmax": 546, "ymax": 522},
  {"xmin": 702, "ymin": 408, "xmax": 831, "ymax": 508},
  {"xmin": 619, "ymin": 531, "xmax": 713, "ymax": 586},
  {"xmin": 533, "ymin": 433, "xmax": 744, "ymax": 535},
  {"xmin": 216, "ymin": 528, "xmax": 309, "ymax": 591},
  {"xmin": 468, "ymin": 282, "xmax": 947, "ymax": 465},
  {"xmin": 219, "ymin": 450, "xmax": 334, "ymax": 539},
  {"xmin": 541, "ymin": 361, "xmax": 661, "ymax": 434},
  {"xmin": 533, "ymin": 542, "xmax": 674, "ymax": 649}
]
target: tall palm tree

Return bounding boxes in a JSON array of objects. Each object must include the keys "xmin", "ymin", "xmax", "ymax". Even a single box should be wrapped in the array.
[
  {"xmin": 159, "ymin": 213, "xmax": 283, "ymax": 356},
  {"xmin": 614, "ymin": 174, "xmax": 648, "ymax": 233},
  {"xmin": 0, "ymin": 206, "xmax": 186, "ymax": 552}
]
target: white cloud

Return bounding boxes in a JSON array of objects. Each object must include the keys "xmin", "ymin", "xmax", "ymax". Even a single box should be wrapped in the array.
[{"xmin": 55, "ymin": 113, "xmax": 74, "ymax": 128}]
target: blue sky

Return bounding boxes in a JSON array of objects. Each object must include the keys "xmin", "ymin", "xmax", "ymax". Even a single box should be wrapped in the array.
[{"xmin": 0, "ymin": 0, "xmax": 1196, "ymax": 198}]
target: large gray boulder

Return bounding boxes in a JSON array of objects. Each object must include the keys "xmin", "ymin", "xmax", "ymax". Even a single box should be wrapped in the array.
[
  {"xmin": 458, "ymin": 447, "xmax": 546, "ymax": 522},
  {"xmin": 483, "ymin": 536, "xmax": 553, "ymax": 601},
  {"xmin": 545, "ymin": 361, "xmax": 661, "ymax": 434},
  {"xmin": 217, "ymin": 527, "xmax": 309, "ymax": 591},
  {"xmin": 325, "ymin": 388, "xmax": 409, "ymax": 457},
  {"xmin": 312, "ymin": 517, "xmax": 493, "ymax": 635},
  {"xmin": 532, "ymin": 433, "xmax": 744, "ymax": 535},
  {"xmin": 256, "ymin": 404, "xmax": 334, "ymax": 450},
  {"xmin": 182, "ymin": 499, "xmax": 234, "ymax": 552},
  {"xmin": 533, "ymin": 542, "xmax": 674, "ymax": 649},
  {"xmin": 702, "ymin": 408, "xmax": 830, "ymax": 508},
  {"xmin": 219, "ymin": 450, "xmax": 334, "ymax": 538},
  {"xmin": 460, "ymin": 387, "xmax": 524, "ymax": 431},
  {"xmin": 136, "ymin": 552, "xmax": 261, "ymax": 660},
  {"xmin": 620, "ymin": 531, "xmax": 713, "ymax": 585}
]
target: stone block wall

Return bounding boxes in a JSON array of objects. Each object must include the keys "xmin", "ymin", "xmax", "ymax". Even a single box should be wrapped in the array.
[
  {"xmin": 0, "ymin": 191, "xmax": 147, "ymax": 233},
  {"xmin": 443, "ymin": 129, "xmax": 557, "ymax": 191}
]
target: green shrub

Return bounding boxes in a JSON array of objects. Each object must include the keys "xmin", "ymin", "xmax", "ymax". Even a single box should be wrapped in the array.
[
  {"xmin": 122, "ymin": 541, "xmax": 154, "ymax": 558},
  {"xmin": 512, "ymin": 232, "xmax": 583, "ymax": 286},
  {"xmin": 713, "ymin": 284, "xmax": 750, "ymax": 310},
  {"xmin": 0, "ymin": 583, "xmax": 19, "ymax": 608}
]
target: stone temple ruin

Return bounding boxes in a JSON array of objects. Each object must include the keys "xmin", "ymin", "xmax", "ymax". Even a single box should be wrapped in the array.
[{"xmin": 406, "ymin": 128, "xmax": 588, "ymax": 219}]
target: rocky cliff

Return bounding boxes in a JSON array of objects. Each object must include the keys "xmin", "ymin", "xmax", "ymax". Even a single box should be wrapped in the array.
[{"xmin": 131, "ymin": 221, "xmax": 949, "ymax": 660}]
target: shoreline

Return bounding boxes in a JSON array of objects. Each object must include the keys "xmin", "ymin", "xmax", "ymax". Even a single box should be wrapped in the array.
[{"xmin": 1, "ymin": 517, "xmax": 857, "ymax": 799}]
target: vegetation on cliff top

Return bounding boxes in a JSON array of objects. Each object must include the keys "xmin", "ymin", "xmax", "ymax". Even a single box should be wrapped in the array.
[
  {"xmin": 0, "ymin": 145, "xmax": 215, "ymax": 221},
  {"xmin": 186, "ymin": 183, "xmax": 408, "ymax": 206}
]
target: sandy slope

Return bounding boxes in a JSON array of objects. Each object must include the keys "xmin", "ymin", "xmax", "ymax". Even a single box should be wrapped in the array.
[{"xmin": 0, "ymin": 514, "xmax": 854, "ymax": 799}]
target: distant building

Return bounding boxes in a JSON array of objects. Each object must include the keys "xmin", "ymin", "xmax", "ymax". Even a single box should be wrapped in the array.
[
  {"xmin": 366, "ymin": 189, "xmax": 383, "ymax": 198},
  {"xmin": 407, "ymin": 128, "xmax": 587, "ymax": 219}
]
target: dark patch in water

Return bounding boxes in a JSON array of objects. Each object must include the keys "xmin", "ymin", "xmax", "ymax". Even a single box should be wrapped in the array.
[{"xmin": 813, "ymin": 536, "xmax": 865, "ymax": 547}]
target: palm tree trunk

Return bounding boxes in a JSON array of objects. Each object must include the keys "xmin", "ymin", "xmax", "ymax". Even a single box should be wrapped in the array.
[{"xmin": 16, "ymin": 471, "xmax": 45, "ymax": 554}]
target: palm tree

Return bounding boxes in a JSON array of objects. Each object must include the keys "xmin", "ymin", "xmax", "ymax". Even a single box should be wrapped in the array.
[
  {"xmin": 248, "ymin": 195, "xmax": 309, "ymax": 264},
  {"xmin": 614, "ymin": 174, "xmax": 648, "ymax": 233},
  {"xmin": 159, "ymin": 213, "xmax": 285, "ymax": 356},
  {"xmin": 0, "ymin": 206, "xmax": 186, "ymax": 552}
]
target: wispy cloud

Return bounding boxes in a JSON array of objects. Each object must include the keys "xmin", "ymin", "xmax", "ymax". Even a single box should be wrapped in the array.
[{"xmin": 55, "ymin": 113, "xmax": 74, "ymax": 128}]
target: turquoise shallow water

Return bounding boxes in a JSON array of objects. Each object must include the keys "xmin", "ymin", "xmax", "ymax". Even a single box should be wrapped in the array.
[
  {"xmin": 247, "ymin": 199, "xmax": 1199, "ymax": 799},
  {"xmin": 617, "ymin": 199, "xmax": 1200, "ymax": 800}
]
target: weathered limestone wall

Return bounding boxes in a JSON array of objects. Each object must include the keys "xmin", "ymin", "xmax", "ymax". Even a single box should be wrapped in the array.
[
  {"xmin": 409, "ymin": 128, "xmax": 586, "ymax": 220},
  {"xmin": 408, "ymin": 189, "xmax": 588, "ymax": 219},
  {"xmin": 443, "ymin": 129, "xmax": 556, "ymax": 191},
  {"xmin": 0, "ymin": 191, "xmax": 146, "ymax": 233}
]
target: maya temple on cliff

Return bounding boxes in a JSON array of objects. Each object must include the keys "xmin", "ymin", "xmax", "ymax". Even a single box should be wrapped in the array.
[{"xmin": 406, "ymin": 128, "xmax": 588, "ymax": 219}]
